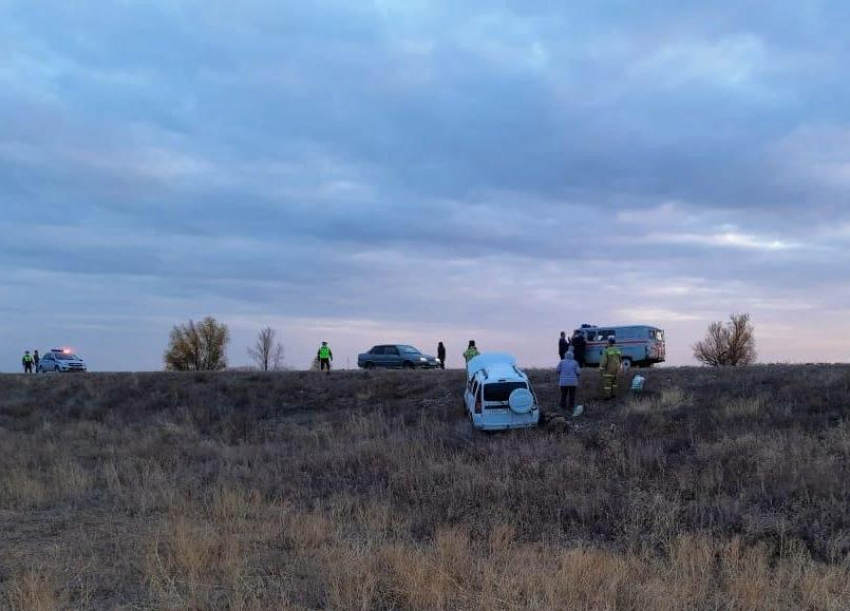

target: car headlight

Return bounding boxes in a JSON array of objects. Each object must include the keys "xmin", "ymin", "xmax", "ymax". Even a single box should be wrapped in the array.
[{"xmin": 419, "ymin": 357, "xmax": 427, "ymax": 362}]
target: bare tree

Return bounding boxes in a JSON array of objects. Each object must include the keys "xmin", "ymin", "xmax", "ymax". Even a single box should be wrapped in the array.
[
  {"xmin": 693, "ymin": 313, "xmax": 757, "ymax": 366},
  {"xmin": 164, "ymin": 316, "xmax": 230, "ymax": 371},
  {"xmin": 247, "ymin": 326, "xmax": 285, "ymax": 371}
]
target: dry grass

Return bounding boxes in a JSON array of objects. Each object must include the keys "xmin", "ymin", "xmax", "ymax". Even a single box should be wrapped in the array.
[{"xmin": 1, "ymin": 365, "xmax": 850, "ymax": 609}]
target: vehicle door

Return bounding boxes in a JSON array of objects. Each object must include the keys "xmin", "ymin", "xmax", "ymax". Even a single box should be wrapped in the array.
[
  {"xmin": 481, "ymin": 380, "xmax": 529, "ymax": 428},
  {"xmin": 617, "ymin": 328, "xmax": 638, "ymax": 367},
  {"xmin": 383, "ymin": 345, "xmax": 401, "ymax": 367},
  {"xmin": 466, "ymin": 378, "xmax": 482, "ymax": 419},
  {"xmin": 586, "ymin": 329, "xmax": 614, "ymax": 365},
  {"xmin": 464, "ymin": 377, "xmax": 474, "ymax": 414},
  {"xmin": 649, "ymin": 329, "xmax": 666, "ymax": 362},
  {"xmin": 374, "ymin": 345, "xmax": 394, "ymax": 368},
  {"xmin": 368, "ymin": 345, "xmax": 386, "ymax": 367},
  {"xmin": 365, "ymin": 346, "xmax": 383, "ymax": 367}
]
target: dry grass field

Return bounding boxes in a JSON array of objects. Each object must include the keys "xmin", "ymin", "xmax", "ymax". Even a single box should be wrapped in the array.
[{"xmin": 1, "ymin": 365, "xmax": 850, "ymax": 610}]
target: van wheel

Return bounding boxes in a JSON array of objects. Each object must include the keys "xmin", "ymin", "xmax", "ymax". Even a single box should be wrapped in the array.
[
  {"xmin": 622, "ymin": 358, "xmax": 632, "ymax": 370},
  {"xmin": 403, "ymin": 362, "xmax": 414, "ymax": 369},
  {"xmin": 364, "ymin": 362, "xmax": 374, "ymax": 369}
]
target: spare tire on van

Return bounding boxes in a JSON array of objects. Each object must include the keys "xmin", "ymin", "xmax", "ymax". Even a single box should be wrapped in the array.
[{"xmin": 508, "ymin": 388, "xmax": 534, "ymax": 414}]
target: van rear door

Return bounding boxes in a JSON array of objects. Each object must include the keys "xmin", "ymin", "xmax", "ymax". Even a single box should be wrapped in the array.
[{"xmin": 483, "ymin": 381, "xmax": 527, "ymax": 409}]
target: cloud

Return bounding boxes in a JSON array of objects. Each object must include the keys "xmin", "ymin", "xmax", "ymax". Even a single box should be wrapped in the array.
[
  {"xmin": 651, "ymin": 230, "xmax": 800, "ymax": 252},
  {"xmin": 1, "ymin": 0, "xmax": 849, "ymax": 370},
  {"xmin": 628, "ymin": 34, "xmax": 770, "ymax": 91}
]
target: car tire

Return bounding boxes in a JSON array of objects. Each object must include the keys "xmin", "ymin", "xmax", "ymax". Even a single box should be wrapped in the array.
[
  {"xmin": 364, "ymin": 362, "xmax": 375, "ymax": 369},
  {"xmin": 403, "ymin": 362, "xmax": 414, "ymax": 369},
  {"xmin": 622, "ymin": 358, "xmax": 632, "ymax": 370}
]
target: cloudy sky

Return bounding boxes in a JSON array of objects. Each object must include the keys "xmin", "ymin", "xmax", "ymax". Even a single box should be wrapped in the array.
[{"xmin": 2, "ymin": 1, "xmax": 848, "ymax": 371}]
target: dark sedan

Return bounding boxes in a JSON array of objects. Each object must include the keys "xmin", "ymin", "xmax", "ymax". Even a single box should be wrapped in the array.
[{"xmin": 358, "ymin": 344, "xmax": 441, "ymax": 369}]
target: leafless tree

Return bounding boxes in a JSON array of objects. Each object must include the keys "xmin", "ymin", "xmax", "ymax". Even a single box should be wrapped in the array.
[
  {"xmin": 164, "ymin": 316, "xmax": 230, "ymax": 371},
  {"xmin": 693, "ymin": 313, "xmax": 757, "ymax": 366},
  {"xmin": 247, "ymin": 326, "xmax": 285, "ymax": 371}
]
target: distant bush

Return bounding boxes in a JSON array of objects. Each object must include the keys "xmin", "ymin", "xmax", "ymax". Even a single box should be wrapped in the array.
[
  {"xmin": 693, "ymin": 312, "xmax": 757, "ymax": 366},
  {"xmin": 246, "ymin": 326, "xmax": 285, "ymax": 371},
  {"xmin": 164, "ymin": 316, "xmax": 230, "ymax": 371}
]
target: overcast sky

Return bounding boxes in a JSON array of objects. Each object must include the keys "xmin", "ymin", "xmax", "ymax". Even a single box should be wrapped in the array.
[{"xmin": 1, "ymin": 1, "xmax": 848, "ymax": 371}]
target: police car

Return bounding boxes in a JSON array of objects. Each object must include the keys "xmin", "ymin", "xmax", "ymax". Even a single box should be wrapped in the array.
[{"xmin": 37, "ymin": 349, "xmax": 88, "ymax": 373}]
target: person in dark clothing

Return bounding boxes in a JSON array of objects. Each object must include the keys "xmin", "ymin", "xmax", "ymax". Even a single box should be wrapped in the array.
[
  {"xmin": 571, "ymin": 330, "xmax": 587, "ymax": 367},
  {"xmin": 437, "ymin": 342, "xmax": 446, "ymax": 369},
  {"xmin": 33, "ymin": 350, "xmax": 40, "ymax": 370},
  {"xmin": 558, "ymin": 331, "xmax": 569, "ymax": 360}
]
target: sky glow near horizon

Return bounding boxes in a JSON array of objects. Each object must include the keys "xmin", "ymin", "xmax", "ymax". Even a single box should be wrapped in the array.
[{"xmin": 1, "ymin": 1, "xmax": 849, "ymax": 371}]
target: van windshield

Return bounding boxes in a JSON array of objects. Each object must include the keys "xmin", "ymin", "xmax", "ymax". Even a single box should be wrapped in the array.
[{"xmin": 483, "ymin": 382, "xmax": 528, "ymax": 402}]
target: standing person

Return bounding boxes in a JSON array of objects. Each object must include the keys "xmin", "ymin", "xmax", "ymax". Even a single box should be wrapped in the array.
[
  {"xmin": 463, "ymin": 340, "xmax": 480, "ymax": 363},
  {"xmin": 317, "ymin": 341, "xmax": 333, "ymax": 374},
  {"xmin": 556, "ymin": 348, "xmax": 581, "ymax": 415},
  {"xmin": 571, "ymin": 330, "xmax": 587, "ymax": 367},
  {"xmin": 22, "ymin": 351, "xmax": 34, "ymax": 374},
  {"xmin": 437, "ymin": 342, "xmax": 446, "ymax": 369},
  {"xmin": 599, "ymin": 337, "xmax": 622, "ymax": 399},
  {"xmin": 558, "ymin": 331, "xmax": 569, "ymax": 360},
  {"xmin": 33, "ymin": 350, "xmax": 40, "ymax": 371}
]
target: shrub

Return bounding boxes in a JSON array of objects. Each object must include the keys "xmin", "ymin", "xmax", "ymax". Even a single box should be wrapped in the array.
[
  {"xmin": 164, "ymin": 317, "xmax": 230, "ymax": 371},
  {"xmin": 693, "ymin": 312, "xmax": 757, "ymax": 366}
]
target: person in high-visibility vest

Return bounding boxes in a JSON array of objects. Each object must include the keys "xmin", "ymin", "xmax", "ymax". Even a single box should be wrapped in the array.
[
  {"xmin": 463, "ymin": 340, "xmax": 480, "ymax": 364},
  {"xmin": 317, "ymin": 342, "xmax": 333, "ymax": 374},
  {"xmin": 599, "ymin": 337, "xmax": 622, "ymax": 399},
  {"xmin": 22, "ymin": 351, "xmax": 34, "ymax": 374}
]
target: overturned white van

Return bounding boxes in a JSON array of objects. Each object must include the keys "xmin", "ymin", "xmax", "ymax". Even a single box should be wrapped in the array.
[{"xmin": 465, "ymin": 353, "xmax": 541, "ymax": 431}]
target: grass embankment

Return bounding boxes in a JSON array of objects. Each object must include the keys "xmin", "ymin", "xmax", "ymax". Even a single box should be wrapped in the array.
[{"xmin": 1, "ymin": 365, "xmax": 850, "ymax": 610}]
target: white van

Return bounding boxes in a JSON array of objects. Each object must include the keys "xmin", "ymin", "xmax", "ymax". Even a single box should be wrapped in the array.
[{"xmin": 465, "ymin": 353, "xmax": 541, "ymax": 431}]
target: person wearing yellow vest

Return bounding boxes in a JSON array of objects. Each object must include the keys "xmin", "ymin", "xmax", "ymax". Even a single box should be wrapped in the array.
[
  {"xmin": 317, "ymin": 341, "xmax": 333, "ymax": 374},
  {"xmin": 463, "ymin": 340, "xmax": 480, "ymax": 364},
  {"xmin": 22, "ymin": 351, "xmax": 34, "ymax": 374},
  {"xmin": 599, "ymin": 337, "xmax": 622, "ymax": 399}
]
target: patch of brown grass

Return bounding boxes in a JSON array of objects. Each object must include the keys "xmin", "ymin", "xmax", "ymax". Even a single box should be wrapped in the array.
[
  {"xmin": 1, "ymin": 566, "xmax": 63, "ymax": 611},
  {"xmin": 0, "ymin": 366, "xmax": 849, "ymax": 609}
]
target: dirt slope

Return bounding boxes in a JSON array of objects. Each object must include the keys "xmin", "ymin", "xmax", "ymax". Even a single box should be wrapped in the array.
[{"xmin": 1, "ymin": 365, "xmax": 849, "ymax": 609}]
